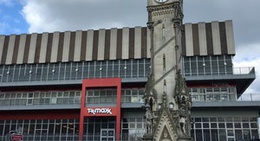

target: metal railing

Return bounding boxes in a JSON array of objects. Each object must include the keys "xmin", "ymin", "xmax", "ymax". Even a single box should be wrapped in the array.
[
  {"xmin": 0, "ymin": 97, "xmax": 81, "ymax": 106},
  {"xmin": 238, "ymin": 93, "xmax": 260, "ymax": 101},
  {"xmin": 233, "ymin": 67, "xmax": 255, "ymax": 75},
  {"xmin": 183, "ymin": 67, "xmax": 255, "ymax": 76},
  {"xmin": 0, "ymin": 95, "xmax": 144, "ymax": 107},
  {"xmin": 191, "ymin": 93, "xmax": 260, "ymax": 102}
]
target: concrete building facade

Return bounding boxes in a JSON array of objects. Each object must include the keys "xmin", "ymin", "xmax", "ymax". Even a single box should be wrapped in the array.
[{"xmin": 0, "ymin": 0, "xmax": 259, "ymax": 141}]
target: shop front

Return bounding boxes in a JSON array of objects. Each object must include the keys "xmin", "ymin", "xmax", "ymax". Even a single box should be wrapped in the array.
[{"xmin": 79, "ymin": 78, "xmax": 122, "ymax": 141}]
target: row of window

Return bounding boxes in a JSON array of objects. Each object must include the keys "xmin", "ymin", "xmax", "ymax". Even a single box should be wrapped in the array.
[
  {"xmin": 193, "ymin": 117, "xmax": 257, "ymax": 123},
  {"xmin": 189, "ymin": 87, "xmax": 237, "ymax": 102},
  {"xmin": 0, "ymin": 91, "xmax": 81, "ymax": 106},
  {"xmin": 0, "ymin": 89, "xmax": 145, "ymax": 107},
  {"xmin": 192, "ymin": 129, "xmax": 258, "ymax": 141},
  {"xmin": 0, "ymin": 86, "xmax": 242, "ymax": 106},
  {"xmin": 0, "ymin": 119, "xmax": 80, "ymax": 141},
  {"xmin": 191, "ymin": 117, "xmax": 259, "ymax": 141},
  {"xmin": 0, "ymin": 118, "xmax": 145, "ymax": 141},
  {"xmin": 86, "ymin": 89, "xmax": 117, "ymax": 104},
  {"xmin": 0, "ymin": 59, "xmax": 150, "ymax": 83},
  {"xmin": 1, "ymin": 116, "xmax": 257, "ymax": 141},
  {"xmin": 0, "ymin": 55, "xmax": 247, "ymax": 84},
  {"xmin": 0, "ymin": 91, "xmax": 81, "ymax": 99},
  {"xmin": 183, "ymin": 55, "xmax": 233, "ymax": 76}
]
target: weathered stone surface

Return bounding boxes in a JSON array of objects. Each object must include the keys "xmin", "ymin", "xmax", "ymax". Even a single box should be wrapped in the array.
[{"xmin": 143, "ymin": 0, "xmax": 192, "ymax": 141}]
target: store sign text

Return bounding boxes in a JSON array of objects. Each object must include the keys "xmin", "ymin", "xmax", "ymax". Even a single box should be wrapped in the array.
[{"xmin": 87, "ymin": 108, "xmax": 112, "ymax": 115}]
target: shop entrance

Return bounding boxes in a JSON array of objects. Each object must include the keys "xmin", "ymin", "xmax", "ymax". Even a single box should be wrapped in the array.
[
  {"xmin": 100, "ymin": 129, "xmax": 115, "ymax": 141},
  {"xmin": 83, "ymin": 117, "xmax": 116, "ymax": 141}
]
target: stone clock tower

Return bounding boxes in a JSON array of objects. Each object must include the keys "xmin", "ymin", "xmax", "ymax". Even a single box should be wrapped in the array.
[{"xmin": 143, "ymin": 0, "xmax": 192, "ymax": 141}]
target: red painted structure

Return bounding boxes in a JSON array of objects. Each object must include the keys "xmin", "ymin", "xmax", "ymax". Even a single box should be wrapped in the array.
[{"xmin": 79, "ymin": 78, "xmax": 122, "ymax": 141}]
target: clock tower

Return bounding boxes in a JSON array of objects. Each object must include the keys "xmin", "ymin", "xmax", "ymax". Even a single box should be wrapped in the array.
[{"xmin": 143, "ymin": 0, "xmax": 192, "ymax": 141}]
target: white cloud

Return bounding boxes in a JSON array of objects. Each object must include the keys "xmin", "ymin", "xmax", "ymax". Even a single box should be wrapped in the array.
[
  {"xmin": 234, "ymin": 43, "xmax": 260, "ymax": 94},
  {"xmin": 21, "ymin": 0, "xmax": 146, "ymax": 33}
]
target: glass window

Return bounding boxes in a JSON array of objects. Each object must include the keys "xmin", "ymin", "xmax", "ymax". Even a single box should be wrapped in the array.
[
  {"xmin": 198, "ymin": 56, "xmax": 204, "ymax": 75},
  {"xmin": 211, "ymin": 123, "xmax": 217, "ymax": 128},
  {"xmin": 183, "ymin": 57, "xmax": 190, "ymax": 76},
  {"xmin": 219, "ymin": 123, "xmax": 225, "ymax": 128},
  {"xmin": 218, "ymin": 129, "xmax": 226, "ymax": 141},
  {"xmin": 195, "ymin": 129, "xmax": 202, "ymax": 141},
  {"xmin": 203, "ymin": 123, "xmax": 209, "ymax": 128},
  {"xmin": 242, "ymin": 123, "xmax": 249, "ymax": 128},
  {"xmin": 227, "ymin": 123, "xmax": 233, "ymax": 128},
  {"xmin": 191, "ymin": 57, "xmax": 197, "ymax": 75},
  {"xmin": 203, "ymin": 129, "xmax": 210, "ymax": 141},
  {"xmin": 139, "ymin": 59, "xmax": 145, "ymax": 77},
  {"xmin": 234, "ymin": 123, "xmax": 241, "ymax": 128},
  {"xmin": 251, "ymin": 123, "xmax": 258, "ymax": 128},
  {"xmin": 195, "ymin": 123, "xmax": 201, "ymax": 128}
]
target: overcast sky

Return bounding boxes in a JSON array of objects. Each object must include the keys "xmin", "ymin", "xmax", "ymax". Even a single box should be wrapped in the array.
[{"xmin": 0, "ymin": 0, "xmax": 260, "ymax": 94}]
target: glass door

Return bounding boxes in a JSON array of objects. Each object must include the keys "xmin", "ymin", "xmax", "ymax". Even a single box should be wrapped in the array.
[
  {"xmin": 100, "ymin": 129, "xmax": 115, "ymax": 141},
  {"xmin": 227, "ymin": 130, "xmax": 235, "ymax": 141}
]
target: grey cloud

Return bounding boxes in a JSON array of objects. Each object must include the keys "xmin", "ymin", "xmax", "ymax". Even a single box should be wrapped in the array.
[
  {"xmin": 22, "ymin": 0, "xmax": 147, "ymax": 33},
  {"xmin": 184, "ymin": 0, "xmax": 260, "ymax": 47}
]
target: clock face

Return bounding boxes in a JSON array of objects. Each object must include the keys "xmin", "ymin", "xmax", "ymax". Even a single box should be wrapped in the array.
[{"xmin": 155, "ymin": 0, "xmax": 168, "ymax": 3}]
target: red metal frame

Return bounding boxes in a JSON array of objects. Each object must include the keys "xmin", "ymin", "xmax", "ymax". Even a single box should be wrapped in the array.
[{"xmin": 79, "ymin": 78, "xmax": 121, "ymax": 141}]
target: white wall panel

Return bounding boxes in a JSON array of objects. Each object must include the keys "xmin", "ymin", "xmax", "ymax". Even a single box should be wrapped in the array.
[
  {"xmin": 0, "ymin": 36, "xmax": 5, "ymax": 63},
  {"xmin": 74, "ymin": 31, "xmax": 82, "ymax": 61},
  {"xmin": 16, "ymin": 34, "xmax": 27, "ymax": 64},
  {"xmin": 28, "ymin": 33, "xmax": 37, "ymax": 63},
  {"xmin": 198, "ymin": 22, "xmax": 207, "ymax": 55},
  {"xmin": 86, "ymin": 30, "xmax": 94, "ymax": 61},
  {"xmin": 109, "ymin": 28, "xmax": 117, "ymax": 60},
  {"xmin": 62, "ymin": 31, "xmax": 71, "ymax": 62},
  {"xmin": 39, "ymin": 33, "xmax": 48, "ymax": 63},
  {"xmin": 6, "ymin": 35, "xmax": 16, "ymax": 64},
  {"xmin": 50, "ymin": 32, "xmax": 60, "ymax": 62},
  {"xmin": 97, "ymin": 29, "xmax": 105, "ymax": 60},
  {"xmin": 185, "ymin": 23, "xmax": 194, "ymax": 56},
  {"xmin": 134, "ymin": 27, "xmax": 142, "ymax": 59},
  {"xmin": 212, "ymin": 21, "xmax": 221, "ymax": 55},
  {"xmin": 225, "ymin": 20, "xmax": 236, "ymax": 55},
  {"xmin": 122, "ymin": 27, "xmax": 129, "ymax": 59}
]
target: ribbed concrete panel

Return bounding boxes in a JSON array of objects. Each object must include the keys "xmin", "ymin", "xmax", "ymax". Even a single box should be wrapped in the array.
[
  {"xmin": 39, "ymin": 33, "xmax": 48, "ymax": 63},
  {"xmin": 212, "ymin": 22, "xmax": 221, "ymax": 55},
  {"xmin": 225, "ymin": 20, "xmax": 235, "ymax": 55},
  {"xmin": 62, "ymin": 31, "xmax": 71, "ymax": 62},
  {"xmin": 86, "ymin": 30, "xmax": 94, "ymax": 61},
  {"xmin": 50, "ymin": 32, "xmax": 60, "ymax": 62},
  {"xmin": 97, "ymin": 29, "xmax": 106, "ymax": 60},
  {"xmin": 185, "ymin": 23, "xmax": 194, "ymax": 56},
  {"xmin": 134, "ymin": 27, "xmax": 142, "ymax": 59},
  {"xmin": 122, "ymin": 27, "xmax": 129, "ymax": 59},
  {"xmin": 16, "ymin": 34, "xmax": 27, "ymax": 64},
  {"xmin": 27, "ymin": 33, "xmax": 37, "ymax": 64},
  {"xmin": 198, "ymin": 22, "xmax": 207, "ymax": 55},
  {"xmin": 6, "ymin": 35, "xmax": 16, "ymax": 64},
  {"xmin": 0, "ymin": 36, "xmax": 5, "ymax": 64},
  {"xmin": 74, "ymin": 31, "xmax": 82, "ymax": 61},
  {"xmin": 109, "ymin": 28, "xmax": 117, "ymax": 60},
  {"xmin": 147, "ymin": 29, "xmax": 151, "ymax": 58}
]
